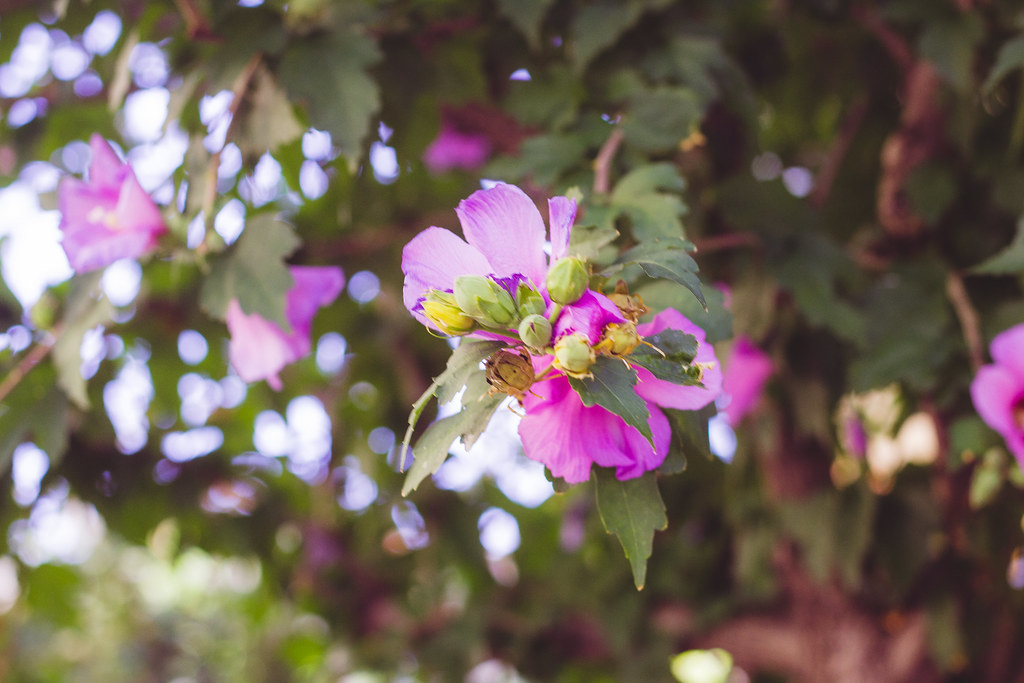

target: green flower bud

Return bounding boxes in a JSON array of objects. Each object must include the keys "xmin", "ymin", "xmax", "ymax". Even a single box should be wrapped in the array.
[
  {"xmin": 595, "ymin": 322, "xmax": 641, "ymax": 357},
  {"xmin": 420, "ymin": 290, "xmax": 476, "ymax": 336},
  {"xmin": 546, "ymin": 257, "xmax": 589, "ymax": 305},
  {"xmin": 484, "ymin": 348, "xmax": 535, "ymax": 402},
  {"xmin": 553, "ymin": 333, "xmax": 595, "ymax": 378},
  {"xmin": 454, "ymin": 274, "xmax": 517, "ymax": 327},
  {"xmin": 518, "ymin": 314, "xmax": 552, "ymax": 349},
  {"xmin": 515, "ymin": 282, "xmax": 546, "ymax": 318}
]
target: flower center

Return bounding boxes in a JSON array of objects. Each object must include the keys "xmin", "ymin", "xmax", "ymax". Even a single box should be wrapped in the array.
[{"xmin": 87, "ymin": 205, "xmax": 120, "ymax": 230}]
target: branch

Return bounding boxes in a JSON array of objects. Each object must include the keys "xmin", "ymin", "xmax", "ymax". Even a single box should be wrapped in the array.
[
  {"xmin": 946, "ymin": 271, "xmax": 985, "ymax": 372},
  {"xmin": 811, "ymin": 95, "xmax": 870, "ymax": 208},
  {"xmin": 593, "ymin": 127, "xmax": 624, "ymax": 195},
  {"xmin": 0, "ymin": 327, "xmax": 59, "ymax": 405}
]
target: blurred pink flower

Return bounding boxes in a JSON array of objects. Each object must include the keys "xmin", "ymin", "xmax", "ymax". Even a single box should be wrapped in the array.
[
  {"xmin": 422, "ymin": 122, "xmax": 490, "ymax": 173},
  {"xmin": 971, "ymin": 323, "xmax": 1024, "ymax": 464},
  {"xmin": 227, "ymin": 266, "xmax": 345, "ymax": 390},
  {"xmin": 520, "ymin": 308, "xmax": 722, "ymax": 483},
  {"xmin": 720, "ymin": 336, "xmax": 773, "ymax": 426},
  {"xmin": 57, "ymin": 134, "xmax": 167, "ymax": 273}
]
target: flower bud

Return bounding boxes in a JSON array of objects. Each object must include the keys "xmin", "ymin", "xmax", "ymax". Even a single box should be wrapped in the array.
[
  {"xmin": 485, "ymin": 348, "xmax": 535, "ymax": 402},
  {"xmin": 554, "ymin": 333, "xmax": 596, "ymax": 378},
  {"xmin": 420, "ymin": 290, "xmax": 476, "ymax": 336},
  {"xmin": 515, "ymin": 281, "xmax": 546, "ymax": 318},
  {"xmin": 596, "ymin": 322, "xmax": 641, "ymax": 357},
  {"xmin": 546, "ymin": 257, "xmax": 589, "ymax": 305},
  {"xmin": 518, "ymin": 314, "xmax": 552, "ymax": 349},
  {"xmin": 454, "ymin": 274, "xmax": 517, "ymax": 327}
]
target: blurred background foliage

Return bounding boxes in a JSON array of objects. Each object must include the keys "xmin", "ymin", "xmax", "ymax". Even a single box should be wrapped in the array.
[{"xmin": 2, "ymin": 0, "xmax": 1024, "ymax": 681}]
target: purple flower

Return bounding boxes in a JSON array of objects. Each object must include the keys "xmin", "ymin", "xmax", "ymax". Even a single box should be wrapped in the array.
[
  {"xmin": 971, "ymin": 323, "xmax": 1024, "ymax": 463},
  {"xmin": 227, "ymin": 266, "xmax": 344, "ymax": 390},
  {"xmin": 720, "ymin": 336, "xmax": 773, "ymax": 426},
  {"xmin": 57, "ymin": 134, "xmax": 167, "ymax": 273},
  {"xmin": 401, "ymin": 182, "xmax": 575, "ymax": 331},
  {"xmin": 422, "ymin": 122, "xmax": 491, "ymax": 173},
  {"xmin": 520, "ymin": 308, "xmax": 722, "ymax": 483}
]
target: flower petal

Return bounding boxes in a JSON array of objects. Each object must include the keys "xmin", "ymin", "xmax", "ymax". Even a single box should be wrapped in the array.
[
  {"xmin": 401, "ymin": 226, "xmax": 492, "ymax": 325},
  {"xmin": 597, "ymin": 402, "xmax": 670, "ymax": 481},
  {"xmin": 226, "ymin": 299, "xmax": 295, "ymax": 387},
  {"xmin": 520, "ymin": 376, "xmax": 596, "ymax": 483},
  {"xmin": 283, "ymin": 266, "xmax": 345, "ymax": 355},
  {"xmin": 636, "ymin": 308, "xmax": 722, "ymax": 411},
  {"xmin": 971, "ymin": 364, "xmax": 1022, "ymax": 437},
  {"xmin": 553, "ymin": 290, "xmax": 625, "ymax": 345},
  {"xmin": 721, "ymin": 336, "xmax": 773, "ymax": 426},
  {"xmin": 990, "ymin": 323, "xmax": 1024, "ymax": 380},
  {"xmin": 87, "ymin": 134, "xmax": 128, "ymax": 188},
  {"xmin": 456, "ymin": 183, "xmax": 548, "ymax": 285},
  {"xmin": 115, "ymin": 170, "xmax": 167, "ymax": 239},
  {"xmin": 547, "ymin": 195, "xmax": 576, "ymax": 261}
]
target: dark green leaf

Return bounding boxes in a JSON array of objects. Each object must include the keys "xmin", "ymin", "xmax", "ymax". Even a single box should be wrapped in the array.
[
  {"xmin": 983, "ymin": 34, "xmax": 1024, "ymax": 94},
  {"xmin": 568, "ymin": 356, "xmax": 652, "ymax": 445},
  {"xmin": 496, "ymin": 0, "xmax": 554, "ymax": 50},
  {"xmin": 279, "ymin": 30, "xmax": 380, "ymax": 161},
  {"xmin": 593, "ymin": 468, "xmax": 667, "ymax": 589},
  {"xmin": 0, "ymin": 379, "xmax": 69, "ymax": 475},
  {"xmin": 973, "ymin": 217, "xmax": 1024, "ymax": 274},
  {"xmin": 608, "ymin": 163, "xmax": 689, "ymax": 241},
  {"xmin": 918, "ymin": 14, "xmax": 984, "ymax": 91},
  {"xmin": 605, "ymin": 241, "xmax": 705, "ymax": 309},
  {"xmin": 623, "ymin": 87, "xmax": 704, "ymax": 154},
  {"xmin": 629, "ymin": 330, "xmax": 701, "ymax": 385},
  {"xmin": 231, "ymin": 66, "xmax": 305, "ymax": 159},
  {"xmin": 199, "ymin": 214, "xmax": 299, "ymax": 328}
]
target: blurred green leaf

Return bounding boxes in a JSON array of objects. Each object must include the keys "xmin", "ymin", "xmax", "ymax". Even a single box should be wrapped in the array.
[
  {"xmin": 495, "ymin": 0, "xmax": 553, "ymax": 50},
  {"xmin": 973, "ymin": 217, "xmax": 1024, "ymax": 275},
  {"xmin": 983, "ymin": 33, "xmax": 1024, "ymax": 94},
  {"xmin": 918, "ymin": 14, "xmax": 984, "ymax": 91},
  {"xmin": 231, "ymin": 66, "xmax": 305, "ymax": 159},
  {"xmin": 623, "ymin": 87, "xmax": 703, "ymax": 154},
  {"xmin": 594, "ymin": 468, "xmax": 667, "ymax": 590},
  {"xmin": 52, "ymin": 273, "xmax": 114, "ymax": 410}
]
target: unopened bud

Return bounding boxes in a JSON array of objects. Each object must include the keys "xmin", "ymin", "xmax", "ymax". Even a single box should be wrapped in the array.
[
  {"xmin": 454, "ymin": 274, "xmax": 517, "ymax": 327},
  {"xmin": 515, "ymin": 282, "xmax": 546, "ymax": 318},
  {"xmin": 518, "ymin": 314, "xmax": 552, "ymax": 349},
  {"xmin": 546, "ymin": 257, "xmax": 589, "ymax": 305},
  {"xmin": 596, "ymin": 322, "xmax": 641, "ymax": 357},
  {"xmin": 420, "ymin": 290, "xmax": 475, "ymax": 336},
  {"xmin": 484, "ymin": 348, "xmax": 535, "ymax": 402},
  {"xmin": 554, "ymin": 333, "xmax": 595, "ymax": 378}
]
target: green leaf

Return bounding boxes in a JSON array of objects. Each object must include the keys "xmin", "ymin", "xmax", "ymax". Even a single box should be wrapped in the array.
[
  {"xmin": 973, "ymin": 217, "xmax": 1024, "ymax": 274},
  {"xmin": 231, "ymin": 65, "xmax": 305, "ymax": 159},
  {"xmin": 604, "ymin": 241, "xmax": 705, "ymax": 309},
  {"xmin": 279, "ymin": 30, "xmax": 380, "ymax": 161},
  {"xmin": 629, "ymin": 329, "xmax": 701, "ymax": 385},
  {"xmin": 607, "ymin": 163, "xmax": 689, "ymax": 242},
  {"xmin": 568, "ymin": 356, "xmax": 652, "ymax": 445},
  {"xmin": 435, "ymin": 339, "xmax": 506, "ymax": 405},
  {"xmin": 622, "ymin": 87, "xmax": 704, "ymax": 153},
  {"xmin": 52, "ymin": 273, "xmax": 114, "ymax": 409},
  {"xmin": 571, "ymin": 0, "xmax": 672, "ymax": 70},
  {"xmin": 593, "ymin": 468, "xmax": 667, "ymax": 589},
  {"xmin": 402, "ymin": 372, "xmax": 503, "ymax": 495},
  {"xmin": 918, "ymin": 14, "xmax": 984, "ymax": 91},
  {"xmin": 969, "ymin": 450, "xmax": 1006, "ymax": 509},
  {"xmin": 0, "ymin": 379, "xmax": 69, "ymax": 475},
  {"xmin": 200, "ymin": 214, "xmax": 299, "ymax": 328},
  {"xmin": 495, "ymin": 0, "xmax": 554, "ymax": 50},
  {"xmin": 983, "ymin": 34, "xmax": 1024, "ymax": 94}
]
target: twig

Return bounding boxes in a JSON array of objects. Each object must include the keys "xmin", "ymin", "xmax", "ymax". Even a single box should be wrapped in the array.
[
  {"xmin": 946, "ymin": 271, "xmax": 985, "ymax": 371},
  {"xmin": 691, "ymin": 232, "xmax": 761, "ymax": 253},
  {"xmin": 811, "ymin": 95, "xmax": 870, "ymax": 208},
  {"xmin": 853, "ymin": 5, "xmax": 913, "ymax": 71},
  {"xmin": 0, "ymin": 328, "xmax": 59, "ymax": 405},
  {"xmin": 593, "ymin": 127, "xmax": 624, "ymax": 195}
]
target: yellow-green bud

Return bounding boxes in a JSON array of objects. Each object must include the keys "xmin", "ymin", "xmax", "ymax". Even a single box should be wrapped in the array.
[
  {"xmin": 545, "ymin": 257, "xmax": 589, "ymax": 305},
  {"xmin": 595, "ymin": 322, "xmax": 642, "ymax": 357},
  {"xmin": 420, "ymin": 290, "xmax": 476, "ymax": 335},
  {"xmin": 553, "ymin": 333, "xmax": 595, "ymax": 378},
  {"xmin": 484, "ymin": 348, "xmax": 535, "ymax": 402},
  {"xmin": 454, "ymin": 274, "xmax": 517, "ymax": 327},
  {"xmin": 515, "ymin": 282, "xmax": 546, "ymax": 318},
  {"xmin": 518, "ymin": 314, "xmax": 552, "ymax": 349}
]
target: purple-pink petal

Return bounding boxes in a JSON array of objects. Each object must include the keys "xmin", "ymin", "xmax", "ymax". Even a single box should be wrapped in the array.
[
  {"xmin": 547, "ymin": 196, "xmax": 576, "ymax": 262},
  {"xmin": 402, "ymin": 226, "xmax": 492, "ymax": 327},
  {"xmin": 971, "ymin": 365, "xmax": 1022, "ymax": 437},
  {"xmin": 87, "ymin": 133, "xmax": 128, "ymax": 187},
  {"xmin": 456, "ymin": 183, "xmax": 548, "ymax": 286},
  {"xmin": 553, "ymin": 290, "xmax": 626, "ymax": 345},
  {"xmin": 721, "ymin": 336, "xmax": 773, "ymax": 426},
  {"xmin": 990, "ymin": 324, "xmax": 1024, "ymax": 381},
  {"xmin": 422, "ymin": 124, "xmax": 490, "ymax": 173},
  {"xmin": 634, "ymin": 308, "xmax": 722, "ymax": 411}
]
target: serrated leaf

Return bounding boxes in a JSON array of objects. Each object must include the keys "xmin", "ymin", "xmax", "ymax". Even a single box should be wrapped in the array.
[
  {"xmin": 52, "ymin": 273, "xmax": 114, "ymax": 409},
  {"xmin": 200, "ymin": 214, "xmax": 299, "ymax": 328},
  {"xmin": 606, "ymin": 163, "xmax": 689, "ymax": 241},
  {"xmin": 279, "ymin": 30, "xmax": 380, "ymax": 161},
  {"xmin": 402, "ymin": 372, "xmax": 503, "ymax": 495},
  {"xmin": 623, "ymin": 87, "xmax": 704, "ymax": 154},
  {"xmin": 435, "ymin": 339, "xmax": 505, "ymax": 405},
  {"xmin": 568, "ymin": 356, "xmax": 652, "ymax": 445},
  {"xmin": 604, "ymin": 242, "xmax": 705, "ymax": 309},
  {"xmin": 231, "ymin": 65, "xmax": 305, "ymax": 159},
  {"xmin": 593, "ymin": 468, "xmax": 667, "ymax": 589},
  {"xmin": 973, "ymin": 217, "xmax": 1024, "ymax": 275},
  {"xmin": 629, "ymin": 329, "xmax": 701, "ymax": 385}
]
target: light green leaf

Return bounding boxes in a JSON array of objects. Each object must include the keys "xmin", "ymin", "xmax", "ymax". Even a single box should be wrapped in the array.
[
  {"xmin": 52, "ymin": 272, "xmax": 114, "ymax": 409},
  {"xmin": 973, "ymin": 216, "xmax": 1024, "ymax": 275},
  {"xmin": 279, "ymin": 30, "xmax": 380, "ymax": 161},
  {"xmin": 435, "ymin": 339, "xmax": 506, "ymax": 405},
  {"xmin": 199, "ymin": 214, "xmax": 299, "ymax": 328},
  {"xmin": 568, "ymin": 356, "xmax": 652, "ymax": 445},
  {"xmin": 593, "ymin": 468, "xmax": 667, "ymax": 589},
  {"xmin": 604, "ymin": 241, "xmax": 705, "ymax": 309},
  {"xmin": 969, "ymin": 450, "xmax": 1006, "ymax": 509},
  {"xmin": 603, "ymin": 163, "xmax": 690, "ymax": 242},
  {"xmin": 984, "ymin": 34, "xmax": 1024, "ymax": 94},
  {"xmin": 402, "ymin": 372, "xmax": 503, "ymax": 495}
]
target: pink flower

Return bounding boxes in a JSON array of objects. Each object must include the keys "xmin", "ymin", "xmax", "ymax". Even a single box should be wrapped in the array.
[
  {"xmin": 971, "ymin": 323, "xmax": 1024, "ymax": 464},
  {"xmin": 401, "ymin": 182, "xmax": 575, "ymax": 331},
  {"xmin": 720, "ymin": 336, "xmax": 773, "ymax": 426},
  {"xmin": 423, "ymin": 122, "xmax": 491, "ymax": 173},
  {"xmin": 57, "ymin": 134, "xmax": 167, "ymax": 273},
  {"xmin": 227, "ymin": 266, "xmax": 344, "ymax": 390},
  {"xmin": 520, "ymin": 308, "xmax": 722, "ymax": 483}
]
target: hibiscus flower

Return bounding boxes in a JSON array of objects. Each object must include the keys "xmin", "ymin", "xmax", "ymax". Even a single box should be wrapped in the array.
[
  {"xmin": 720, "ymin": 335, "xmax": 773, "ymax": 426},
  {"xmin": 971, "ymin": 323, "xmax": 1024, "ymax": 464},
  {"xmin": 520, "ymin": 306, "xmax": 722, "ymax": 484},
  {"xmin": 57, "ymin": 134, "xmax": 167, "ymax": 273},
  {"xmin": 227, "ymin": 266, "xmax": 345, "ymax": 390}
]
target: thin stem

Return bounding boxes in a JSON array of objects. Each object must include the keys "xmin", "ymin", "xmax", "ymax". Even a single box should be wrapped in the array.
[
  {"xmin": 547, "ymin": 303, "xmax": 563, "ymax": 326},
  {"xmin": 0, "ymin": 328, "xmax": 59, "ymax": 405},
  {"xmin": 946, "ymin": 270, "xmax": 985, "ymax": 372},
  {"xmin": 593, "ymin": 127, "xmax": 625, "ymax": 195},
  {"xmin": 400, "ymin": 379, "xmax": 441, "ymax": 473}
]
